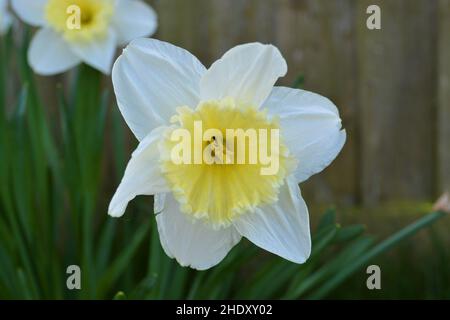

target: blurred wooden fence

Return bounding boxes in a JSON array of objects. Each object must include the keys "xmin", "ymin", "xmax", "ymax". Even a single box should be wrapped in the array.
[{"xmin": 139, "ymin": 0, "xmax": 449, "ymax": 206}]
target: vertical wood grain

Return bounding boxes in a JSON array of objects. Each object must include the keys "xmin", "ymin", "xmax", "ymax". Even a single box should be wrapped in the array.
[
  {"xmin": 276, "ymin": 0, "xmax": 358, "ymax": 205},
  {"xmin": 356, "ymin": 0, "xmax": 437, "ymax": 205},
  {"xmin": 437, "ymin": 0, "xmax": 450, "ymax": 193}
]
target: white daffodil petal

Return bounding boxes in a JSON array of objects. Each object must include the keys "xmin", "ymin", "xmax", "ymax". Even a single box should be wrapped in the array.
[
  {"xmin": 200, "ymin": 43, "xmax": 287, "ymax": 107},
  {"xmin": 0, "ymin": 11, "xmax": 12, "ymax": 35},
  {"xmin": 113, "ymin": 0, "xmax": 157, "ymax": 45},
  {"xmin": 265, "ymin": 86, "xmax": 346, "ymax": 183},
  {"xmin": 112, "ymin": 38, "xmax": 206, "ymax": 141},
  {"xmin": 28, "ymin": 28, "xmax": 81, "ymax": 76},
  {"xmin": 0, "ymin": 0, "xmax": 12, "ymax": 34},
  {"xmin": 233, "ymin": 178, "xmax": 311, "ymax": 264},
  {"xmin": 153, "ymin": 193, "xmax": 165, "ymax": 214},
  {"xmin": 156, "ymin": 193, "xmax": 242, "ymax": 270},
  {"xmin": 108, "ymin": 127, "xmax": 169, "ymax": 218},
  {"xmin": 70, "ymin": 29, "xmax": 117, "ymax": 75},
  {"xmin": 11, "ymin": 0, "xmax": 47, "ymax": 26}
]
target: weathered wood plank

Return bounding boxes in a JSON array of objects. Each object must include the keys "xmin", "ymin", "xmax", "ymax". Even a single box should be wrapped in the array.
[
  {"xmin": 276, "ymin": 0, "xmax": 358, "ymax": 205},
  {"xmin": 356, "ymin": 0, "xmax": 437, "ymax": 205},
  {"xmin": 438, "ymin": 0, "xmax": 450, "ymax": 193},
  {"xmin": 149, "ymin": 0, "xmax": 213, "ymax": 63}
]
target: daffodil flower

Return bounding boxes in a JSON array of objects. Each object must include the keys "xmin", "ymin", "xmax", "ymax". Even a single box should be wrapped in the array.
[
  {"xmin": 109, "ymin": 39, "xmax": 346, "ymax": 270},
  {"xmin": 0, "ymin": 0, "xmax": 13, "ymax": 35},
  {"xmin": 11, "ymin": 0, "xmax": 157, "ymax": 75}
]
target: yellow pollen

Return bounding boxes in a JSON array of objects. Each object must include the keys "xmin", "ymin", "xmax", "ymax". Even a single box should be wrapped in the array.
[
  {"xmin": 45, "ymin": 0, "xmax": 114, "ymax": 43},
  {"xmin": 160, "ymin": 98, "xmax": 296, "ymax": 228}
]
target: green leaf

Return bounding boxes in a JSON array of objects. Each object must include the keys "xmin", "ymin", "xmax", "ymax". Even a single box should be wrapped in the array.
[
  {"xmin": 291, "ymin": 75, "xmax": 305, "ymax": 89},
  {"xmin": 308, "ymin": 211, "xmax": 447, "ymax": 299},
  {"xmin": 287, "ymin": 236, "xmax": 374, "ymax": 299},
  {"xmin": 335, "ymin": 225, "xmax": 366, "ymax": 243},
  {"xmin": 97, "ymin": 219, "xmax": 151, "ymax": 296},
  {"xmin": 113, "ymin": 291, "xmax": 127, "ymax": 300},
  {"xmin": 316, "ymin": 207, "xmax": 336, "ymax": 232}
]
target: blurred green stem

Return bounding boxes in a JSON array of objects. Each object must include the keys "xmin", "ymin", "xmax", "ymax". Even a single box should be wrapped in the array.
[{"xmin": 70, "ymin": 64, "xmax": 104, "ymax": 298}]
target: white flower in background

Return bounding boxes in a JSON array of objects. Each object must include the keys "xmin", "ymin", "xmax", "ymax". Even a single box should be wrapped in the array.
[
  {"xmin": 11, "ymin": 0, "xmax": 157, "ymax": 75},
  {"xmin": 109, "ymin": 39, "xmax": 346, "ymax": 270},
  {"xmin": 0, "ymin": 0, "xmax": 13, "ymax": 35}
]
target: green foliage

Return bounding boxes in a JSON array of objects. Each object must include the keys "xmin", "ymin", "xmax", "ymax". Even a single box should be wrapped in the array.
[
  {"xmin": 291, "ymin": 75, "xmax": 305, "ymax": 89},
  {"xmin": 0, "ymin": 31, "xmax": 448, "ymax": 300}
]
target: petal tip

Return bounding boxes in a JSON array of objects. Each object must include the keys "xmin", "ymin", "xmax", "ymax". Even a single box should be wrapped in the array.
[
  {"xmin": 107, "ymin": 205, "xmax": 124, "ymax": 218},
  {"xmin": 433, "ymin": 192, "xmax": 450, "ymax": 213}
]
